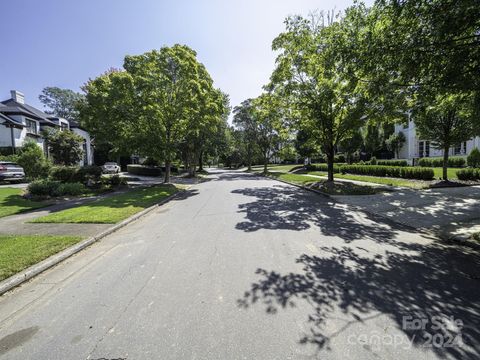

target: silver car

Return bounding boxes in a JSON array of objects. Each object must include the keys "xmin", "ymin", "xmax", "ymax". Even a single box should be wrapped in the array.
[
  {"xmin": 0, "ymin": 161, "xmax": 25, "ymax": 182},
  {"xmin": 102, "ymin": 162, "xmax": 121, "ymax": 174}
]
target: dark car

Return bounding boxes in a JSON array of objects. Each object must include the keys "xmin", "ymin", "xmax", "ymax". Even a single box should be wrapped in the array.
[{"xmin": 0, "ymin": 161, "xmax": 26, "ymax": 182}]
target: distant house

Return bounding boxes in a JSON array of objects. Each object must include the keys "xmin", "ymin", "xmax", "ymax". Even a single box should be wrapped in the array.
[
  {"xmin": 393, "ymin": 114, "xmax": 480, "ymax": 162},
  {"xmin": 0, "ymin": 90, "xmax": 93, "ymax": 165}
]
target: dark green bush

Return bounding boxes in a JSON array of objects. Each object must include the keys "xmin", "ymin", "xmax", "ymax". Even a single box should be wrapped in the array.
[
  {"xmin": 467, "ymin": 148, "xmax": 480, "ymax": 168},
  {"xmin": 28, "ymin": 180, "xmax": 86, "ymax": 197},
  {"xmin": 376, "ymin": 160, "xmax": 408, "ymax": 167},
  {"xmin": 142, "ymin": 157, "xmax": 159, "ymax": 166},
  {"xmin": 340, "ymin": 165, "xmax": 434, "ymax": 180},
  {"xmin": 127, "ymin": 164, "xmax": 161, "ymax": 176},
  {"xmin": 56, "ymin": 182, "xmax": 86, "ymax": 196},
  {"xmin": 103, "ymin": 174, "xmax": 127, "ymax": 187},
  {"xmin": 370, "ymin": 156, "xmax": 377, "ymax": 165},
  {"xmin": 305, "ymin": 163, "xmax": 341, "ymax": 173},
  {"xmin": 75, "ymin": 165, "xmax": 102, "ymax": 183},
  {"xmin": 16, "ymin": 141, "xmax": 51, "ymax": 179},
  {"xmin": 28, "ymin": 180, "xmax": 61, "ymax": 197},
  {"xmin": 456, "ymin": 168, "xmax": 480, "ymax": 181},
  {"xmin": 418, "ymin": 157, "xmax": 466, "ymax": 168},
  {"xmin": 50, "ymin": 166, "xmax": 78, "ymax": 182}
]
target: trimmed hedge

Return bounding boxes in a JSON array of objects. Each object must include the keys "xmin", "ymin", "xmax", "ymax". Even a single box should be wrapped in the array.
[
  {"xmin": 50, "ymin": 165, "xmax": 102, "ymax": 184},
  {"xmin": 340, "ymin": 165, "xmax": 434, "ymax": 180},
  {"xmin": 305, "ymin": 163, "xmax": 341, "ymax": 173},
  {"xmin": 376, "ymin": 160, "xmax": 408, "ymax": 167},
  {"xmin": 127, "ymin": 164, "xmax": 161, "ymax": 176},
  {"xmin": 28, "ymin": 180, "xmax": 86, "ymax": 197},
  {"xmin": 467, "ymin": 148, "xmax": 480, "ymax": 168},
  {"xmin": 456, "ymin": 168, "xmax": 480, "ymax": 181},
  {"xmin": 418, "ymin": 157, "xmax": 466, "ymax": 168}
]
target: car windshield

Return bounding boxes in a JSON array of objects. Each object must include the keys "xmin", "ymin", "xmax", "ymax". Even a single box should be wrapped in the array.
[{"xmin": 105, "ymin": 162, "xmax": 117, "ymax": 166}]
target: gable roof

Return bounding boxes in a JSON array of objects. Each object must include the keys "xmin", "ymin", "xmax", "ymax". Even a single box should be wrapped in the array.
[
  {"xmin": 0, "ymin": 98, "xmax": 57, "ymax": 126},
  {"xmin": 0, "ymin": 112, "xmax": 24, "ymax": 128}
]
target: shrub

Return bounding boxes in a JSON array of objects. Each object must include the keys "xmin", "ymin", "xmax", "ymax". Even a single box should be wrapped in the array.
[
  {"xmin": 370, "ymin": 156, "xmax": 377, "ymax": 165},
  {"xmin": 50, "ymin": 166, "xmax": 78, "ymax": 182},
  {"xmin": 340, "ymin": 165, "xmax": 434, "ymax": 180},
  {"xmin": 467, "ymin": 148, "xmax": 480, "ymax": 168},
  {"xmin": 456, "ymin": 168, "xmax": 480, "ymax": 181},
  {"xmin": 376, "ymin": 160, "xmax": 408, "ymax": 167},
  {"xmin": 127, "ymin": 164, "xmax": 161, "ymax": 176},
  {"xmin": 56, "ymin": 182, "xmax": 86, "ymax": 196},
  {"xmin": 103, "ymin": 174, "xmax": 127, "ymax": 187},
  {"xmin": 28, "ymin": 180, "xmax": 61, "ymax": 197},
  {"xmin": 75, "ymin": 165, "xmax": 102, "ymax": 183},
  {"xmin": 28, "ymin": 179, "xmax": 86, "ymax": 197},
  {"xmin": 418, "ymin": 157, "xmax": 466, "ymax": 168},
  {"xmin": 304, "ymin": 163, "xmax": 341, "ymax": 173},
  {"xmin": 16, "ymin": 141, "xmax": 51, "ymax": 179},
  {"xmin": 334, "ymin": 154, "xmax": 346, "ymax": 163},
  {"xmin": 142, "ymin": 157, "xmax": 159, "ymax": 166}
]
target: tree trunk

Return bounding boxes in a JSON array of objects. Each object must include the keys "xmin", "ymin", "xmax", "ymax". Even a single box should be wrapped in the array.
[
  {"xmin": 198, "ymin": 150, "xmax": 204, "ymax": 172},
  {"xmin": 443, "ymin": 146, "xmax": 449, "ymax": 181},
  {"xmin": 247, "ymin": 145, "xmax": 252, "ymax": 171},
  {"xmin": 263, "ymin": 152, "xmax": 268, "ymax": 175},
  {"xmin": 326, "ymin": 150, "xmax": 334, "ymax": 182},
  {"xmin": 164, "ymin": 159, "xmax": 171, "ymax": 183}
]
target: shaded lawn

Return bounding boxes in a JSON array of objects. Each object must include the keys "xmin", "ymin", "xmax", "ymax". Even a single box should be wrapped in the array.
[
  {"xmin": 266, "ymin": 172, "xmax": 383, "ymax": 195},
  {"xmin": 308, "ymin": 171, "xmax": 429, "ymax": 189},
  {"xmin": 431, "ymin": 167, "xmax": 459, "ymax": 180},
  {"xmin": 31, "ymin": 185, "xmax": 178, "ymax": 224},
  {"xmin": 0, "ymin": 187, "xmax": 51, "ymax": 218},
  {"xmin": 0, "ymin": 235, "xmax": 83, "ymax": 281},
  {"xmin": 250, "ymin": 164, "xmax": 301, "ymax": 173}
]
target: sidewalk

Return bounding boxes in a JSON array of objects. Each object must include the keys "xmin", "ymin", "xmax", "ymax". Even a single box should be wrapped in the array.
[
  {"xmin": 331, "ymin": 185, "xmax": 480, "ymax": 241},
  {"xmin": 0, "ymin": 191, "xmax": 124, "ymax": 236}
]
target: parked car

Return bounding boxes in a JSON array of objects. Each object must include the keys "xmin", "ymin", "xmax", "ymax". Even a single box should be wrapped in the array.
[
  {"xmin": 0, "ymin": 161, "xmax": 25, "ymax": 182},
  {"xmin": 101, "ymin": 162, "xmax": 121, "ymax": 174}
]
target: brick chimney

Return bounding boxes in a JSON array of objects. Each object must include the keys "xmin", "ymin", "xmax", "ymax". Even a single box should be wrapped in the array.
[{"xmin": 10, "ymin": 90, "xmax": 25, "ymax": 104}]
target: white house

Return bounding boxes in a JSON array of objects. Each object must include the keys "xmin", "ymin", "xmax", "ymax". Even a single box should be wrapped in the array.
[
  {"xmin": 394, "ymin": 113, "xmax": 480, "ymax": 162},
  {"xmin": 0, "ymin": 90, "xmax": 93, "ymax": 166}
]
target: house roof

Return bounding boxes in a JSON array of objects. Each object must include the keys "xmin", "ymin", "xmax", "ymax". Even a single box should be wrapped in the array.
[
  {"xmin": 0, "ymin": 112, "xmax": 24, "ymax": 128},
  {"xmin": 0, "ymin": 98, "xmax": 57, "ymax": 126}
]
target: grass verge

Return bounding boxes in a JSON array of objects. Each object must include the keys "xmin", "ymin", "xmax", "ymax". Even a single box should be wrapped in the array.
[
  {"xmin": 0, "ymin": 235, "xmax": 83, "ymax": 281},
  {"xmin": 266, "ymin": 172, "xmax": 384, "ymax": 195},
  {"xmin": 307, "ymin": 171, "xmax": 429, "ymax": 189},
  {"xmin": 0, "ymin": 187, "xmax": 51, "ymax": 218},
  {"xmin": 31, "ymin": 185, "xmax": 178, "ymax": 224}
]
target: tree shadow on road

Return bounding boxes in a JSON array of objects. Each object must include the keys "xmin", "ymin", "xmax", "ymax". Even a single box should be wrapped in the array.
[
  {"xmin": 233, "ymin": 185, "xmax": 480, "ymax": 358},
  {"xmin": 232, "ymin": 185, "xmax": 412, "ymax": 245}
]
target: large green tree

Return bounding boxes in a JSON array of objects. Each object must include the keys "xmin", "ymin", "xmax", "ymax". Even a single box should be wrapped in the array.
[
  {"xmin": 233, "ymin": 99, "xmax": 258, "ymax": 171},
  {"xmin": 270, "ymin": 13, "xmax": 365, "ymax": 182},
  {"xmin": 39, "ymin": 87, "xmax": 85, "ymax": 121}
]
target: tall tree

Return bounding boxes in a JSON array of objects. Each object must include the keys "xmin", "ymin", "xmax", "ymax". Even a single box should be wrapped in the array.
[
  {"xmin": 43, "ymin": 128, "xmax": 84, "ymax": 166},
  {"xmin": 39, "ymin": 87, "xmax": 85, "ymax": 121},
  {"xmin": 270, "ymin": 13, "xmax": 365, "ymax": 182},
  {"xmin": 414, "ymin": 92, "xmax": 476, "ymax": 180},
  {"xmin": 252, "ymin": 93, "xmax": 284, "ymax": 175},
  {"xmin": 233, "ymin": 99, "xmax": 257, "ymax": 171}
]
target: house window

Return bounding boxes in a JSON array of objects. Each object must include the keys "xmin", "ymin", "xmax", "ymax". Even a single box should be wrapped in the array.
[
  {"xmin": 25, "ymin": 119, "xmax": 37, "ymax": 134},
  {"xmin": 454, "ymin": 141, "xmax": 468, "ymax": 155},
  {"xmin": 419, "ymin": 141, "xmax": 430, "ymax": 158}
]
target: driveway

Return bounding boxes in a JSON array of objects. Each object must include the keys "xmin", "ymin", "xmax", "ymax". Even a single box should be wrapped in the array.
[{"xmin": 0, "ymin": 169, "xmax": 478, "ymax": 359}]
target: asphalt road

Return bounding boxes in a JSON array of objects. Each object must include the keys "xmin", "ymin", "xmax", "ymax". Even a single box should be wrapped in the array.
[{"xmin": 0, "ymin": 169, "xmax": 479, "ymax": 360}]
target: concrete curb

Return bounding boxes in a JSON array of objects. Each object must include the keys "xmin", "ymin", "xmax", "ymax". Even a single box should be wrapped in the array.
[{"xmin": 0, "ymin": 189, "xmax": 185, "ymax": 296}]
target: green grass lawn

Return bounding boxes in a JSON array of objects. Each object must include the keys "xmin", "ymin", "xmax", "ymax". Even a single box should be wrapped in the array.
[
  {"xmin": 431, "ymin": 167, "xmax": 458, "ymax": 180},
  {"xmin": 308, "ymin": 171, "xmax": 429, "ymax": 189},
  {"xmin": 31, "ymin": 185, "xmax": 178, "ymax": 224},
  {"xmin": 265, "ymin": 172, "xmax": 383, "ymax": 195},
  {"xmin": 0, "ymin": 187, "xmax": 51, "ymax": 218},
  {"xmin": 0, "ymin": 235, "xmax": 83, "ymax": 281},
  {"xmin": 250, "ymin": 164, "xmax": 300, "ymax": 173}
]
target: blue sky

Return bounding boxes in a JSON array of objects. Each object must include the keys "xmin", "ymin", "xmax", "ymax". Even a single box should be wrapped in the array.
[{"xmin": 0, "ymin": 0, "xmax": 371, "ymax": 115}]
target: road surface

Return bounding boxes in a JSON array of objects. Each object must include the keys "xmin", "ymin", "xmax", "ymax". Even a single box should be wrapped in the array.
[{"xmin": 0, "ymin": 169, "xmax": 479, "ymax": 359}]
